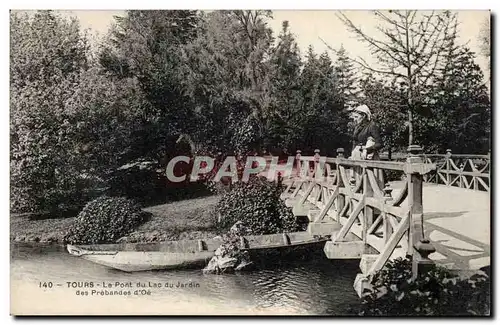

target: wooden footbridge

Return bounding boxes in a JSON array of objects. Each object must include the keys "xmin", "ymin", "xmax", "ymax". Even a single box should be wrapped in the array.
[{"xmin": 278, "ymin": 146, "xmax": 490, "ymax": 297}]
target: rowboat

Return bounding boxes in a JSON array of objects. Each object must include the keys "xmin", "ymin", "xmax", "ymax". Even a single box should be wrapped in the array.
[{"xmin": 66, "ymin": 232, "xmax": 328, "ymax": 272}]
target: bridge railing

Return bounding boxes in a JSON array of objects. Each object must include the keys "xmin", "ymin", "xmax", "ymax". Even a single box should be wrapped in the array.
[
  {"xmin": 381, "ymin": 149, "xmax": 490, "ymax": 192},
  {"xmin": 281, "ymin": 145, "xmax": 437, "ymax": 285},
  {"xmin": 422, "ymin": 150, "xmax": 490, "ymax": 192}
]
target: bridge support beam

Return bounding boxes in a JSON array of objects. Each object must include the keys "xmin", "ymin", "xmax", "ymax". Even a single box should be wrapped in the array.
[
  {"xmin": 359, "ymin": 254, "xmax": 379, "ymax": 275},
  {"xmin": 353, "ymin": 273, "xmax": 372, "ymax": 298},
  {"xmin": 285, "ymin": 198, "xmax": 298, "ymax": 208},
  {"xmin": 323, "ymin": 241, "xmax": 376, "ymax": 259},
  {"xmin": 292, "ymin": 203, "xmax": 317, "ymax": 217},
  {"xmin": 307, "ymin": 222, "xmax": 341, "ymax": 236}
]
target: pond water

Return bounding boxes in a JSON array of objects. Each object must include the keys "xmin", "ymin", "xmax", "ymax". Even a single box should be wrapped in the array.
[{"xmin": 10, "ymin": 242, "xmax": 362, "ymax": 316}]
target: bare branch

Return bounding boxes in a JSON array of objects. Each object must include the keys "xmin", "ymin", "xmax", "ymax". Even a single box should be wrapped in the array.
[
  {"xmin": 319, "ymin": 36, "xmax": 339, "ymax": 54},
  {"xmin": 414, "ymin": 11, "xmax": 435, "ymax": 53},
  {"xmin": 408, "ymin": 10, "xmax": 418, "ymax": 25},
  {"xmin": 374, "ymin": 11, "xmax": 406, "ymax": 30},
  {"xmin": 413, "ymin": 13, "xmax": 455, "ymax": 79},
  {"xmin": 337, "ymin": 12, "xmax": 408, "ymax": 67},
  {"xmin": 354, "ymin": 56, "xmax": 406, "ymax": 78},
  {"xmin": 376, "ymin": 26, "xmax": 408, "ymax": 66},
  {"xmin": 319, "ymin": 36, "xmax": 404, "ymax": 78}
]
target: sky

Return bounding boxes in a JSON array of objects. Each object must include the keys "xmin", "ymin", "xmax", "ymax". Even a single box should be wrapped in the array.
[{"xmin": 52, "ymin": 9, "xmax": 490, "ymax": 79}]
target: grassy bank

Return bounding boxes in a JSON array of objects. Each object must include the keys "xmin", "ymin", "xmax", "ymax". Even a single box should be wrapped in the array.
[{"xmin": 10, "ymin": 195, "xmax": 221, "ymax": 245}]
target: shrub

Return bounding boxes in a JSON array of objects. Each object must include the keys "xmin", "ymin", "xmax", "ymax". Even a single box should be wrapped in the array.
[
  {"xmin": 64, "ymin": 196, "xmax": 149, "ymax": 244},
  {"xmin": 358, "ymin": 258, "xmax": 490, "ymax": 316},
  {"xmin": 214, "ymin": 176, "xmax": 299, "ymax": 235}
]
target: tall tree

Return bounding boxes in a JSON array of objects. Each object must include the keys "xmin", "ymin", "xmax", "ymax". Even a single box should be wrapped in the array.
[
  {"xmin": 264, "ymin": 20, "xmax": 302, "ymax": 152},
  {"xmin": 337, "ymin": 10, "xmax": 459, "ymax": 146},
  {"xmin": 297, "ymin": 49, "xmax": 349, "ymax": 154},
  {"xmin": 99, "ymin": 10, "xmax": 201, "ymax": 160},
  {"xmin": 423, "ymin": 46, "xmax": 491, "ymax": 153},
  {"xmin": 359, "ymin": 75, "xmax": 408, "ymax": 153},
  {"xmin": 179, "ymin": 10, "xmax": 274, "ymax": 155},
  {"xmin": 334, "ymin": 45, "xmax": 360, "ymax": 109}
]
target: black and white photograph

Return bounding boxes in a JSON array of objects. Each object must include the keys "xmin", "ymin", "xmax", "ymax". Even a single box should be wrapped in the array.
[{"xmin": 8, "ymin": 6, "xmax": 491, "ymax": 316}]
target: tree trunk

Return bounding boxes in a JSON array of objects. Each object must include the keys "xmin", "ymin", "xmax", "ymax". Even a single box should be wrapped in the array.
[
  {"xmin": 405, "ymin": 11, "xmax": 414, "ymax": 146},
  {"xmin": 408, "ymin": 99, "xmax": 413, "ymax": 145}
]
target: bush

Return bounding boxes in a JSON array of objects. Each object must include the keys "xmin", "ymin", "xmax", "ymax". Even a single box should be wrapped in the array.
[
  {"xmin": 358, "ymin": 258, "xmax": 490, "ymax": 316},
  {"xmin": 214, "ymin": 176, "xmax": 299, "ymax": 235},
  {"xmin": 64, "ymin": 196, "xmax": 149, "ymax": 244}
]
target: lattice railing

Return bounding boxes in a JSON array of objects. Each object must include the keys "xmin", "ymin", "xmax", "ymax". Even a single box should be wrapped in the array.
[
  {"xmin": 280, "ymin": 145, "xmax": 437, "ymax": 281},
  {"xmin": 422, "ymin": 150, "xmax": 490, "ymax": 192},
  {"xmin": 381, "ymin": 150, "xmax": 490, "ymax": 192}
]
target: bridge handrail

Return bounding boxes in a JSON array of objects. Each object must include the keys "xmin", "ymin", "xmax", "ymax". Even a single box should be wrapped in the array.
[
  {"xmin": 280, "ymin": 145, "xmax": 489, "ymax": 290},
  {"xmin": 376, "ymin": 149, "xmax": 490, "ymax": 191},
  {"xmin": 426, "ymin": 153, "xmax": 490, "ymax": 159},
  {"xmin": 281, "ymin": 145, "xmax": 437, "ymax": 282},
  {"xmin": 421, "ymin": 150, "xmax": 490, "ymax": 191}
]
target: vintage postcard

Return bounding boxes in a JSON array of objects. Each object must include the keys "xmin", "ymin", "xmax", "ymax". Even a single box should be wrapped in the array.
[{"xmin": 9, "ymin": 8, "xmax": 491, "ymax": 316}]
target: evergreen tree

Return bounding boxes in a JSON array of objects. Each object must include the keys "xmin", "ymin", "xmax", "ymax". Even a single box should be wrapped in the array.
[
  {"xmin": 359, "ymin": 75, "xmax": 408, "ymax": 153},
  {"xmin": 334, "ymin": 45, "xmax": 360, "ymax": 109},
  {"xmin": 297, "ymin": 49, "xmax": 349, "ymax": 154},
  {"xmin": 179, "ymin": 10, "xmax": 275, "ymax": 155},
  {"xmin": 264, "ymin": 20, "xmax": 302, "ymax": 152},
  {"xmin": 424, "ymin": 47, "xmax": 491, "ymax": 153},
  {"xmin": 99, "ymin": 10, "xmax": 201, "ymax": 160}
]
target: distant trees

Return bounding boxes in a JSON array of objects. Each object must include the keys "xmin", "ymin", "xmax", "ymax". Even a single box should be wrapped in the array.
[
  {"xmin": 297, "ymin": 48, "xmax": 350, "ymax": 154},
  {"xmin": 478, "ymin": 16, "xmax": 490, "ymax": 70},
  {"xmin": 334, "ymin": 45, "xmax": 360, "ymax": 109},
  {"xmin": 264, "ymin": 20, "xmax": 303, "ymax": 152}
]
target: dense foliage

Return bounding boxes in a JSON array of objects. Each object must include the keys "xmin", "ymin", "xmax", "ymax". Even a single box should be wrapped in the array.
[
  {"xmin": 214, "ymin": 176, "xmax": 299, "ymax": 235},
  {"xmin": 10, "ymin": 11, "xmax": 149, "ymax": 214},
  {"xmin": 64, "ymin": 196, "xmax": 148, "ymax": 244},
  {"xmin": 10, "ymin": 10, "xmax": 491, "ymax": 216},
  {"xmin": 359, "ymin": 258, "xmax": 490, "ymax": 316}
]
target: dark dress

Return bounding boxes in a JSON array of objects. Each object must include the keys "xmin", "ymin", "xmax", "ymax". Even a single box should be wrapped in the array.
[{"xmin": 352, "ymin": 120, "xmax": 383, "ymax": 160}]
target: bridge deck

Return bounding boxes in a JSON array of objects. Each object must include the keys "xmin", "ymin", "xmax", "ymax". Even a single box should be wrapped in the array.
[{"xmin": 391, "ymin": 181, "xmax": 490, "ymax": 270}]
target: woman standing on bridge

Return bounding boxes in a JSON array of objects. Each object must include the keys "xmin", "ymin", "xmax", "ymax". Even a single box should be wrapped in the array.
[
  {"xmin": 350, "ymin": 104, "xmax": 382, "ymax": 161},
  {"xmin": 349, "ymin": 105, "xmax": 384, "ymax": 187}
]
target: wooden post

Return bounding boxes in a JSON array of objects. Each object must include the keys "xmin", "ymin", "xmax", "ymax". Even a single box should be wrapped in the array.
[
  {"xmin": 407, "ymin": 145, "xmax": 436, "ymax": 279},
  {"xmin": 362, "ymin": 170, "xmax": 373, "ymax": 242},
  {"xmin": 383, "ymin": 184, "xmax": 393, "ymax": 243},
  {"xmin": 446, "ymin": 149, "xmax": 452, "ymax": 186},
  {"xmin": 473, "ymin": 158, "xmax": 478, "ymax": 190},
  {"xmin": 296, "ymin": 150, "xmax": 302, "ymax": 178},
  {"xmin": 314, "ymin": 149, "xmax": 321, "ymax": 180},
  {"xmin": 488, "ymin": 149, "xmax": 491, "ymax": 190},
  {"xmin": 336, "ymin": 148, "xmax": 345, "ymax": 216},
  {"xmin": 336, "ymin": 148, "xmax": 345, "ymax": 159}
]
